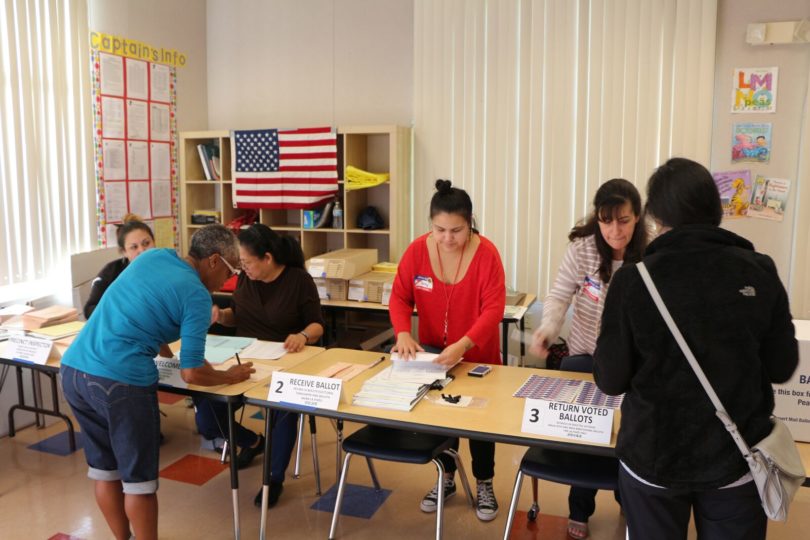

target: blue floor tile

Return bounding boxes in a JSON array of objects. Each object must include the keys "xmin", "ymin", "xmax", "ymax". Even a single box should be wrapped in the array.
[
  {"xmin": 310, "ymin": 483, "xmax": 391, "ymax": 519},
  {"xmin": 27, "ymin": 430, "xmax": 84, "ymax": 456}
]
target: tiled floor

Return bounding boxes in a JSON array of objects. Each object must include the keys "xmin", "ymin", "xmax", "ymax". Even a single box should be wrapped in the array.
[{"xmin": 1, "ymin": 397, "xmax": 809, "ymax": 539}]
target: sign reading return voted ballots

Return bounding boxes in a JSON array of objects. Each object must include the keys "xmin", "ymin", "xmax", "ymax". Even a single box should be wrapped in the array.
[
  {"xmin": 268, "ymin": 371, "xmax": 342, "ymax": 411},
  {"xmin": 521, "ymin": 399, "xmax": 614, "ymax": 444},
  {"xmin": 6, "ymin": 335, "xmax": 59, "ymax": 365}
]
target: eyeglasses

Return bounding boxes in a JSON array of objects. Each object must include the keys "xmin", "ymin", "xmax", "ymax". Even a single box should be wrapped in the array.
[{"xmin": 219, "ymin": 255, "xmax": 240, "ymax": 277}]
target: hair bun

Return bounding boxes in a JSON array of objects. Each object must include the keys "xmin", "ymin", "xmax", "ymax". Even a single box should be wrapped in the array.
[
  {"xmin": 435, "ymin": 179, "xmax": 453, "ymax": 194},
  {"xmin": 122, "ymin": 213, "xmax": 143, "ymax": 223}
]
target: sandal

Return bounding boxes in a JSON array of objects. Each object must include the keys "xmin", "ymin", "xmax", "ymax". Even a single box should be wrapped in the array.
[{"xmin": 567, "ymin": 519, "xmax": 589, "ymax": 539}]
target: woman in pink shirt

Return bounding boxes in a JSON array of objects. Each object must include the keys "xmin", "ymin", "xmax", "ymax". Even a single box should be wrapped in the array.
[{"xmin": 389, "ymin": 179, "xmax": 506, "ymax": 522}]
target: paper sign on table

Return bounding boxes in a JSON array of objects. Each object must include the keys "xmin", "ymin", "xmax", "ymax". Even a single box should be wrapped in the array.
[
  {"xmin": 267, "ymin": 371, "xmax": 342, "ymax": 410},
  {"xmin": 6, "ymin": 335, "xmax": 60, "ymax": 365},
  {"xmin": 521, "ymin": 399, "xmax": 614, "ymax": 444},
  {"xmin": 154, "ymin": 356, "xmax": 187, "ymax": 388}
]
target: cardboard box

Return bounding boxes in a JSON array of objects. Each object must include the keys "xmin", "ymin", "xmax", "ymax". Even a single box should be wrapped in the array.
[
  {"xmin": 306, "ymin": 248, "xmax": 378, "ymax": 280},
  {"xmin": 773, "ymin": 319, "xmax": 810, "ymax": 442},
  {"xmin": 313, "ymin": 277, "xmax": 348, "ymax": 301},
  {"xmin": 348, "ymin": 271, "xmax": 395, "ymax": 303}
]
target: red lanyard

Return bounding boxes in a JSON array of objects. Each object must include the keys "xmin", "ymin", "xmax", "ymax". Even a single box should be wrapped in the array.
[{"xmin": 435, "ymin": 238, "xmax": 467, "ymax": 346}]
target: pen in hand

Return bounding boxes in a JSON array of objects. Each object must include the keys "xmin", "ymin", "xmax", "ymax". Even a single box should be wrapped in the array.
[{"xmin": 235, "ymin": 352, "xmax": 242, "ymax": 366}]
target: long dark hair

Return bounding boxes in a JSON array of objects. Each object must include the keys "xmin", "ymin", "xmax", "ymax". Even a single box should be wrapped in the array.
[
  {"xmin": 429, "ymin": 179, "xmax": 478, "ymax": 233},
  {"xmin": 116, "ymin": 213, "xmax": 154, "ymax": 251},
  {"xmin": 238, "ymin": 223, "xmax": 305, "ymax": 268},
  {"xmin": 570, "ymin": 178, "xmax": 646, "ymax": 284}
]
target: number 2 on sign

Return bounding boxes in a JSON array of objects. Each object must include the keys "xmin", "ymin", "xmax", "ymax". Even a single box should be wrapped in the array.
[{"xmin": 275, "ymin": 381, "xmax": 284, "ymax": 394}]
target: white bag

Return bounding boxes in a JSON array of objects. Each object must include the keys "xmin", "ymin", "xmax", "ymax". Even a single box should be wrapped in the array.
[{"xmin": 638, "ymin": 262, "xmax": 806, "ymax": 521}]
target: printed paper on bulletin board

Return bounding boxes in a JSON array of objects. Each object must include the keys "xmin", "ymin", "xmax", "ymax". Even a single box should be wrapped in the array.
[{"xmin": 91, "ymin": 45, "xmax": 179, "ymax": 250}]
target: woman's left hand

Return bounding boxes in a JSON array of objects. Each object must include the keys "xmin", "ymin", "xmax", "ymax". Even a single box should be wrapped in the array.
[
  {"xmin": 435, "ymin": 341, "xmax": 467, "ymax": 367},
  {"xmin": 284, "ymin": 332, "xmax": 307, "ymax": 353}
]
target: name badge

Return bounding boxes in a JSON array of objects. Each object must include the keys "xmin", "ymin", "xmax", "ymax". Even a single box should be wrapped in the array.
[
  {"xmin": 521, "ymin": 398, "xmax": 614, "ymax": 444},
  {"xmin": 581, "ymin": 276, "xmax": 602, "ymax": 302},
  {"xmin": 6, "ymin": 335, "xmax": 60, "ymax": 365},
  {"xmin": 414, "ymin": 275, "xmax": 433, "ymax": 291},
  {"xmin": 268, "ymin": 371, "xmax": 342, "ymax": 411}
]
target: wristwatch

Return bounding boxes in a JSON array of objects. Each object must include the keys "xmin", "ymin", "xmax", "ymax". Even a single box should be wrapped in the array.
[{"xmin": 298, "ymin": 330, "xmax": 310, "ymax": 342}]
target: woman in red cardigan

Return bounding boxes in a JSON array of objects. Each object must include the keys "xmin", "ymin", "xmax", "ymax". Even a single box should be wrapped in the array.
[{"xmin": 389, "ymin": 179, "xmax": 506, "ymax": 522}]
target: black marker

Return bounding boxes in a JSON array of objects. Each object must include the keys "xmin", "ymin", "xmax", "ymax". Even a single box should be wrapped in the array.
[{"xmin": 235, "ymin": 352, "xmax": 242, "ymax": 366}]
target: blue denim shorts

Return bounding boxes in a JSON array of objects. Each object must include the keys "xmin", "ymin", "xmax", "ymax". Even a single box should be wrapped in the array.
[{"xmin": 61, "ymin": 365, "xmax": 160, "ymax": 494}]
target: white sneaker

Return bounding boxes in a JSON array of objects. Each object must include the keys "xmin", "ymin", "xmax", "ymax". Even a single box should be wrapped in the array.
[
  {"xmin": 420, "ymin": 477, "xmax": 456, "ymax": 513},
  {"xmin": 476, "ymin": 479, "xmax": 499, "ymax": 521}
]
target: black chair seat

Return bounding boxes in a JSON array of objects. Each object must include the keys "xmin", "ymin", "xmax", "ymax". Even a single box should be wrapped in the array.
[
  {"xmin": 520, "ymin": 447, "xmax": 618, "ymax": 491},
  {"xmin": 342, "ymin": 426, "xmax": 454, "ymax": 465}
]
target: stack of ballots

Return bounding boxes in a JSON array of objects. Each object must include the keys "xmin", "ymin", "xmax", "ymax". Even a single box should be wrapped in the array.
[{"xmin": 352, "ymin": 352, "xmax": 456, "ymax": 411}]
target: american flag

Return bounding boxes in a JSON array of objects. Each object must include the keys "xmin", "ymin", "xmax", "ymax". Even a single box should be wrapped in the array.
[{"xmin": 232, "ymin": 126, "xmax": 338, "ymax": 209}]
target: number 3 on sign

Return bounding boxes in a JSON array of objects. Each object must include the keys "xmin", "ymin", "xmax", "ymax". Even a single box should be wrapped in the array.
[{"xmin": 521, "ymin": 398, "xmax": 548, "ymax": 435}]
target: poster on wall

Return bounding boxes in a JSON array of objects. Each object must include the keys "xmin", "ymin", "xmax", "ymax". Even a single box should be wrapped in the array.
[
  {"xmin": 731, "ymin": 67, "xmax": 778, "ymax": 113},
  {"xmin": 747, "ymin": 176, "xmax": 790, "ymax": 222},
  {"xmin": 731, "ymin": 123, "xmax": 771, "ymax": 163},
  {"xmin": 712, "ymin": 170, "xmax": 751, "ymax": 219},
  {"xmin": 90, "ymin": 32, "xmax": 185, "ymax": 249}
]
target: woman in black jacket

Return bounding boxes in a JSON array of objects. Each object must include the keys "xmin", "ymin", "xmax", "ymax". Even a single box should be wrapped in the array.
[{"xmin": 593, "ymin": 157, "xmax": 798, "ymax": 540}]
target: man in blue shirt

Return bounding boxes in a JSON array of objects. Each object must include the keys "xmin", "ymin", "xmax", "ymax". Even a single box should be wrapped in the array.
[{"xmin": 61, "ymin": 224, "xmax": 254, "ymax": 540}]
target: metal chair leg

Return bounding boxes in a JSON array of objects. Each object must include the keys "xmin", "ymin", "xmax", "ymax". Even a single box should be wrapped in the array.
[
  {"xmin": 335, "ymin": 419, "xmax": 344, "ymax": 480},
  {"xmin": 293, "ymin": 413, "xmax": 305, "ymax": 478},
  {"xmin": 445, "ymin": 448, "xmax": 474, "ymax": 506},
  {"xmin": 528, "ymin": 477, "xmax": 539, "ymax": 521},
  {"xmin": 502, "ymin": 470, "xmax": 526, "ymax": 540},
  {"xmin": 432, "ymin": 459, "xmax": 447, "ymax": 540},
  {"xmin": 366, "ymin": 458, "xmax": 381, "ymax": 490},
  {"xmin": 328, "ymin": 452, "xmax": 354, "ymax": 540},
  {"xmin": 310, "ymin": 415, "xmax": 322, "ymax": 495}
]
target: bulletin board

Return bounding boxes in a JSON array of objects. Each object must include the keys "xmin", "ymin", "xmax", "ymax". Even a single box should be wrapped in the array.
[{"xmin": 90, "ymin": 48, "xmax": 179, "ymax": 249}]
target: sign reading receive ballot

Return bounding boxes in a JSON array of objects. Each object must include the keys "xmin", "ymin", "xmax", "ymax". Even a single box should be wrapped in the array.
[
  {"xmin": 521, "ymin": 399, "xmax": 614, "ymax": 444},
  {"xmin": 268, "ymin": 372, "xmax": 342, "ymax": 410}
]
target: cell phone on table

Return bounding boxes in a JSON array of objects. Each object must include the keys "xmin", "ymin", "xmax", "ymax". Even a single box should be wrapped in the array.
[{"xmin": 467, "ymin": 365, "xmax": 492, "ymax": 377}]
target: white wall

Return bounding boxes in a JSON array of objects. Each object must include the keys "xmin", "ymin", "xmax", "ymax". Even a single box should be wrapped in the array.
[
  {"xmin": 88, "ymin": 0, "xmax": 209, "ymax": 131},
  {"xmin": 205, "ymin": 0, "xmax": 413, "ymax": 129},
  {"xmin": 711, "ymin": 0, "xmax": 810, "ymax": 291}
]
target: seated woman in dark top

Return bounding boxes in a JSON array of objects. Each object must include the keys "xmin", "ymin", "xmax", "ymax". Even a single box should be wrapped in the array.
[
  {"xmin": 196, "ymin": 223, "xmax": 324, "ymax": 508},
  {"xmin": 83, "ymin": 214, "xmax": 155, "ymax": 319}
]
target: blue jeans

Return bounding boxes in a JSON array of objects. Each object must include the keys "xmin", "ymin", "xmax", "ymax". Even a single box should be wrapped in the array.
[{"xmin": 61, "ymin": 365, "xmax": 160, "ymax": 494}]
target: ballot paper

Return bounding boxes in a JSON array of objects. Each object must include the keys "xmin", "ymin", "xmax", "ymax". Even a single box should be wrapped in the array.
[{"xmin": 239, "ymin": 340, "xmax": 287, "ymax": 360}]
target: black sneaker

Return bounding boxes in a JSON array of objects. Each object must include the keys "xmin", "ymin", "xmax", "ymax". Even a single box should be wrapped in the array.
[
  {"xmin": 475, "ymin": 478, "xmax": 498, "ymax": 521},
  {"xmin": 237, "ymin": 434, "xmax": 265, "ymax": 470},
  {"xmin": 253, "ymin": 481, "xmax": 284, "ymax": 508},
  {"xmin": 419, "ymin": 476, "xmax": 456, "ymax": 513}
]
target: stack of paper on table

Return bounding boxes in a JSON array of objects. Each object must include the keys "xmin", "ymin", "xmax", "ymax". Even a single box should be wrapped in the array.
[
  {"xmin": 239, "ymin": 340, "xmax": 287, "ymax": 360},
  {"xmin": 0, "ymin": 304, "xmax": 34, "ymax": 324},
  {"xmin": 19, "ymin": 305, "xmax": 78, "ymax": 330},
  {"xmin": 352, "ymin": 363, "xmax": 442, "ymax": 411},
  {"xmin": 29, "ymin": 321, "xmax": 85, "ymax": 340},
  {"xmin": 203, "ymin": 335, "xmax": 256, "ymax": 364},
  {"xmin": 390, "ymin": 352, "xmax": 461, "ymax": 376}
]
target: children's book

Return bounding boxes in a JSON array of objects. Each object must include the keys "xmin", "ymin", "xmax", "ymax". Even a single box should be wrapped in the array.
[{"xmin": 712, "ymin": 170, "xmax": 751, "ymax": 219}]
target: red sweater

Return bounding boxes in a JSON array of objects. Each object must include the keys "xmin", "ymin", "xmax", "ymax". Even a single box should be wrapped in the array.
[{"xmin": 389, "ymin": 233, "xmax": 506, "ymax": 364}]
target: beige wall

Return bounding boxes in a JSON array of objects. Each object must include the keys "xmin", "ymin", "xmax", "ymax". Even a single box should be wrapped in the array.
[
  {"xmin": 88, "ymin": 0, "xmax": 209, "ymax": 132},
  {"xmin": 205, "ymin": 0, "xmax": 413, "ymax": 129},
  {"xmin": 711, "ymin": 0, "xmax": 810, "ymax": 296}
]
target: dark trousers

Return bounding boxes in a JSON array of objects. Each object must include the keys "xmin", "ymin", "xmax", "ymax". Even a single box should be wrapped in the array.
[
  {"xmin": 437, "ymin": 438, "xmax": 495, "ymax": 480},
  {"xmin": 568, "ymin": 485, "xmax": 621, "ymax": 522},
  {"xmin": 619, "ymin": 466, "xmax": 767, "ymax": 540},
  {"xmin": 193, "ymin": 397, "xmax": 299, "ymax": 481}
]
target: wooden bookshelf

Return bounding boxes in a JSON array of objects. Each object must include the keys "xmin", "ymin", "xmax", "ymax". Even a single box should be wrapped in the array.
[{"xmin": 179, "ymin": 126, "xmax": 412, "ymax": 262}]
